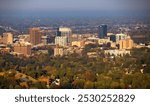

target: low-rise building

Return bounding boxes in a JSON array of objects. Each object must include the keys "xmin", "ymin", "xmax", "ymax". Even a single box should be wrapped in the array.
[
  {"xmin": 98, "ymin": 38, "xmax": 110, "ymax": 45},
  {"xmin": 18, "ymin": 34, "xmax": 30, "ymax": 43},
  {"xmin": 104, "ymin": 49, "xmax": 130, "ymax": 56},
  {"xmin": 54, "ymin": 47, "xmax": 64, "ymax": 56},
  {"xmin": 71, "ymin": 41, "xmax": 85, "ymax": 47},
  {"xmin": 87, "ymin": 52, "xmax": 98, "ymax": 58}
]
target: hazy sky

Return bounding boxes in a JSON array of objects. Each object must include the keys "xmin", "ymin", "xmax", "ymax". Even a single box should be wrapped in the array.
[{"xmin": 0, "ymin": 0, "xmax": 150, "ymax": 16}]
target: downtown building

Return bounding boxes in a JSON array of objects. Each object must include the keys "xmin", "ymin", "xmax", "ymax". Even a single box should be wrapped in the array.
[
  {"xmin": 98, "ymin": 24, "xmax": 107, "ymax": 38},
  {"xmin": 114, "ymin": 33, "xmax": 127, "ymax": 42},
  {"xmin": 56, "ymin": 27, "xmax": 72, "ymax": 43},
  {"xmin": 54, "ymin": 47, "xmax": 64, "ymax": 56},
  {"xmin": 119, "ymin": 36, "xmax": 134, "ymax": 50},
  {"xmin": 29, "ymin": 28, "xmax": 42, "ymax": 45},
  {"xmin": 14, "ymin": 42, "xmax": 32, "ymax": 56},
  {"xmin": 0, "ymin": 33, "xmax": 13, "ymax": 44},
  {"xmin": 55, "ymin": 36, "xmax": 68, "ymax": 47},
  {"xmin": 71, "ymin": 41, "xmax": 85, "ymax": 47},
  {"xmin": 0, "ymin": 44, "xmax": 11, "ymax": 54}
]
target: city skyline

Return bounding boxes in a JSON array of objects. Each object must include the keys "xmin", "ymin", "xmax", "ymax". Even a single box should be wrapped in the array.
[
  {"xmin": 0, "ymin": 0, "xmax": 150, "ymax": 90},
  {"xmin": 0, "ymin": 0, "xmax": 150, "ymax": 17}
]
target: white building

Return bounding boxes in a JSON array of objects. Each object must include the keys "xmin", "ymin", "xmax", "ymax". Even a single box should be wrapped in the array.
[
  {"xmin": 115, "ymin": 33, "xmax": 127, "ymax": 42},
  {"xmin": 54, "ymin": 47, "xmax": 64, "ymax": 56},
  {"xmin": 58, "ymin": 27, "xmax": 72, "ymax": 36},
  {"xmin": 55, "ymin": 36, "xmax": 68, "ymax": 47},
  {"xmin": 41, "ymin": 35, "xmax": 49, "ymax": 45},
  {"xmin": 104, "ymin": 49, "xmax": 130, "ymax": 56},
  {"xmin": 57, "ymin": 27, "xmax": 72, "ymax": 43}
]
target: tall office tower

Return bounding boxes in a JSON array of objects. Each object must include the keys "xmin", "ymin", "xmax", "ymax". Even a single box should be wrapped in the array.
[
  {"xmin": 29, "ymin": 28, "xmax": 42, "ymax": 45},
  {"xmin": 55, "ymin": 36, "xmax": 68, "ymax": 47},
  {"xmin": 98, "ymin": 24, "xmax": 107, "ymax": 38},
  {"xmin": 56, "ymin": 27, "xmax": 72, "ymax": 43},
  {"xmin": 14, "ymin": 42, "xmax": 31, "ymax": 56},
  {"xmin": 56, "ymin": 28, "xmax": 61, "ymax": 36},
  {"xmin": 3, "ymin": 33, "xmax": 13, "ymax": 44}
]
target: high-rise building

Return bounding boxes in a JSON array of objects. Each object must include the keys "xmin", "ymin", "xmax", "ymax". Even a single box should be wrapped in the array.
[
  {"xmin": 119, "ymin": 36, "xmax": 134, "ymax": 50},
  {"xmin": 55, "ymin": 36, "xmax": 68, "ymax": 47},
  {"xmin": 126, "ymin": 36, "xmax": 134, "ymax": 49},
  {"xmin": 2, "ymin": 33, "xmax": 13, "ymax": 44},
  {"xmin": 56, "ymin": 27, "xmax": 72, "ymax": 43},
  {"xmin": 119, "ymin": 40, "xmax": 127, "ymax": 50},
  {"xmin": 98, "ymin": 24, "xmax": 107, "ymax": 38},
  {"xmin": 56, "ymin": 28, "xmax": 61, "ymax": 36},
  {"xmin": 115, "ymin": 33, "xmax": 127, "ymax": 42},
  {"xmin": 29, "ymin": 28, "xmax": 42, "ymax": 45},
  {"xmin": 14, "ymin": 42, "xmax": 31, "ymax": 56},
  {"xmin": 57, "ymin": 27, "xmax": 72, "ymax": 36}
]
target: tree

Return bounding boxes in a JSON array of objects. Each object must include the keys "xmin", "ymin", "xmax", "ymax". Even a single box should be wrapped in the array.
[
  {"xmin": 60, "ymin": 77, "xmax": 72, "ymax": 89},
  {"xmin": 95, "ymin": 75, "xmax": 112, "ymax": 89},
  {"xmin": 84, "ymin": 81, "xmax": 94, "ymax": 89},
  {"xmin": 29, "ymin": 82, "xmax": 47, "ymax": 89},
  {"xmin": 72, "ymin": 79, "xmax": 85, "ymax": 89},
  {"xmin": 110, "ymin": 81, "xmax": 120, "ymax": 89},
  {"xmin": 0, "ymin": 76, "xmax": 16, "ymax": 89},
  {"xmin": 123, "ymin": 75, "xmax": 133, "ymax": 88}
]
